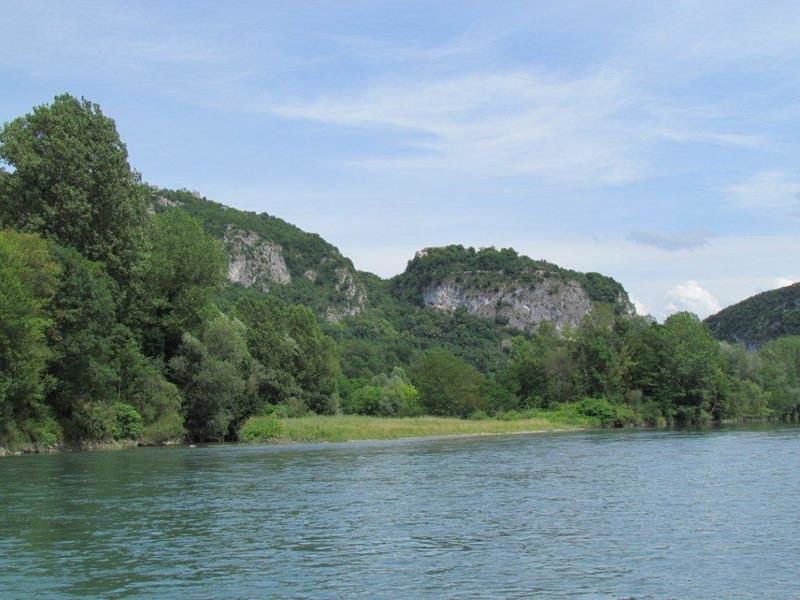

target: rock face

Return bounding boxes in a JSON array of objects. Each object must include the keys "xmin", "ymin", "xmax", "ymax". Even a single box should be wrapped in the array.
[
  {"xmin": 224, "ymin": 226, "xmax": 291, "ymax": 292},
  {"xmin": 325, "ymin": 267, "xmax": 368, "ymax": 321},
  {"xmin": 422, "ymin": 277, "xmax": 594, "ymax": 332}
]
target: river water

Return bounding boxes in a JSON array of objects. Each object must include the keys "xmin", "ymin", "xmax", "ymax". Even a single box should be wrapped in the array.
[{"xmin": 1, "ymin": 427, "xmax": 798, "ymax": 599}]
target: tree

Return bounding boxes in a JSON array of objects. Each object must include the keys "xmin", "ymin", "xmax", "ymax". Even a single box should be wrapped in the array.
[
  {"xmin": 170, "ymin": 314, "xmax": 263, "ymax": 441},
  {"xmin": 409, "ymin": 349, "xmax": 487, "ymax": 417},
  {"xmin": 660, "ymin": 312, "xmax": 722, "ymax": 424},
  {"xmin": 235, "ymin": 294, "xmax": 339, "ymax": 414},
  {"xmin": 759, "ymin": 336, "xmax": 800, "ymax": 420},
  {"xmin": 0, "ymin": 94, "xmax": 148, "ymax": 283},
  {"xmin": 131, "ymin": 209, "xmax": 227, "ymax": 361},
  {"xmin": 45, "ymin": 245, "xmax": 122, "ymax": 427},
  {"xmin": 506, "ymin": 322, "xmax": 577, "ymax": 408},
  {"xmin": 0, "ymin": 230, "xmax": 60, "ymax": 445}
]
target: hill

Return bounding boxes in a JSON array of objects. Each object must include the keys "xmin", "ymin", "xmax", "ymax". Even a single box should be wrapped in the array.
[
  {"xmin": 705, "ymin": 283, "xmax": 800, "ymax": 348},
  {"xmin": 391, "ymin": 245, "xmax": 634, "ymax": 332},
  {"xmin": 152, "ymin": 189, "xmax": 368, "ymax": 321}
]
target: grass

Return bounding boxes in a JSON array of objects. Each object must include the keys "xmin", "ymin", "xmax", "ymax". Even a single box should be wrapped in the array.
[{"xmin": 244, "ymin": 410, "xmax": 598, "ymax": 444}]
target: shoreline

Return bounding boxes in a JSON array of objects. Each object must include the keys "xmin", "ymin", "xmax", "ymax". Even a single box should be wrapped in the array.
[
  {"xmin": 2, "ymin": 416, "xmax": 792, "ymax": 457},
  {"xmin": 1, "ymin": 414, "xmax": 592, "ymax": 456}
]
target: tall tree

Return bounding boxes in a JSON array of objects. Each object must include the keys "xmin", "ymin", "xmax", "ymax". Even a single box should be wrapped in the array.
[
  {"xmin": 131, "ymin": 209, "xmax": 227, "ymax": 361},
  {"xmin": 0, "ymin": 231, "xmax": 60, "ymax": 444},
  {"xmin": 0, "ymin": 94, "xmax": 148, "ymax": 283}
]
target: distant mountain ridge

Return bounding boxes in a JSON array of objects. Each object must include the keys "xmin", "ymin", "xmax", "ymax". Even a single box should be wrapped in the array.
[
  {"xmin": 705, "ymin": 282, "xmax": 800, "ymax": 348},
  {"xmin": 152, "ymin": 190, "xmax": 635, "ymax": 333}
]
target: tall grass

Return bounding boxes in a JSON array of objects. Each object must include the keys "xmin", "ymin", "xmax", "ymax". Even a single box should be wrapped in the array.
[{"xmin": 240, "ymin": 411, "xmax": 596, "ymax": 444}]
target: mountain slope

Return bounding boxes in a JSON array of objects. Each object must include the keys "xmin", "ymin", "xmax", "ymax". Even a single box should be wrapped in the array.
[
  {"xmin": 705, "ymin": 283, "xmax": 800, "ymax": 348},
  {"xmin": 152, "ymin": 189, "xmax": 368, "ymax": 321}
]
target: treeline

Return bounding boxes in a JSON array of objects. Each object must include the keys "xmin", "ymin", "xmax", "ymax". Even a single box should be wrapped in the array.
[
  {"xmin": 334, "ymin": 306, "xmax": 800, "ymax": 425},
  {"xmin": 0, "ymin": 95, "xmax": 338, "ymax": 448},
  {"xmin": 2, "ymin": 95, "xmax": 799, "ymax": 450}
]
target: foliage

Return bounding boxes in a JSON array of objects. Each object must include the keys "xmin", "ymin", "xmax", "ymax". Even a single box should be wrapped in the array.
[
  {"xmin": 130, "ymin": 209, "xmax": 227, "ymax": 361},
  {"xmin": 0, "ymin": 230, "xmax": 59, "ymax": 446},
  {"xmin": 169, "ymin": 314, "xmax": 263, "ymax": 441},
  {"xmin": 409, "ymin": 349, "xmax": 488, "ymax": 417},
  {"xmin": 0, "ymin": 94, "xmax": 147, "ymax": 283},
  {"xmin": 341, "ymin": 368, "xmax": 423, "ymax": 417},
  {"xmin": 239, "ymin": 414, "xmax": 283, "ymax": 442},
  {"xmin": 706, "ymin": 282, "xmax": 800, "ymax": 349},
  {"xmin": 234, "ymin": 292, "xmax": 339, "ymax": 415}
]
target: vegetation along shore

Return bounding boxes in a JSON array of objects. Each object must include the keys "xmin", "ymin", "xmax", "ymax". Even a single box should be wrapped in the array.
[{"xmin": 2, "ymin": 94, "xmax": 800, "ymax": 454}]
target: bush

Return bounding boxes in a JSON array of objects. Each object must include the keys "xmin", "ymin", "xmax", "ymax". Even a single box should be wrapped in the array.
[
  {"xmin": 239, "ymin": 415, "xmax": 283, "ymax": 442},
  {"xmin": 111, "ymin": 403, "xmax": 144, "ymax": 440},
  {"xmin": 70, "ymin": 402, "xmax": 116, "ymax": 441},
  {"xmin": 575, "ymin": 397, "xmax": 617, "ymax": 426},
  {"xmin": 24, "ymin": 416, "xmax": 63, "ymax": 447}
]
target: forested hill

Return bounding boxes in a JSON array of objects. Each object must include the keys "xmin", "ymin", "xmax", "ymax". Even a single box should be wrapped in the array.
[
  {"xmin": 391, "ymin": 245, "xmax": 634, "ymax": 332},
  {"xmin": 153, "ymin": 189, "xmax": 635, "ymax": 333},
  {"xmin": 705, "ymin": 283, "xmax": 800, "ymax": 348},
  {"xmin": 152, "ymin": 189, "xmax": 368, "ymax": 322}
]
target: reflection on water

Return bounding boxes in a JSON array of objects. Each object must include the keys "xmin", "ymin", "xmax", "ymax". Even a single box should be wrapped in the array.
[{"xmin": 1, "ymin": 428, "xmax": 799, "ymax": 599}]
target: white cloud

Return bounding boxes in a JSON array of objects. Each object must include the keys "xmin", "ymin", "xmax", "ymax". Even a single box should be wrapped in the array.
[
  {"xmin": 664, "ymin": 280, "xmax": 721, "ymax": 319},
  {"xmin": 725, "ymin": 170, "xmax": 800, "ymax": 212}
]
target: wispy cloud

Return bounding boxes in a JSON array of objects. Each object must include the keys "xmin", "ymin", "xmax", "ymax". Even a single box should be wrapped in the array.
[
  {"xmin": 725, "ymin": 170, "xmax": 800, "ymax": 212},
  {"xmin": 270, "ymin": 70, "xmax": 649, "ymax": 184},
  {"xmin": 628, "ymin": 229, "xmax": 713, "ymax": 252}
]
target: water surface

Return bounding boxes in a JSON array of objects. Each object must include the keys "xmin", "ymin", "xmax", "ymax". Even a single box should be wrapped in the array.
[{"xmin": 1, "ymin": 427, "xmax": 799, "ymax": 598}]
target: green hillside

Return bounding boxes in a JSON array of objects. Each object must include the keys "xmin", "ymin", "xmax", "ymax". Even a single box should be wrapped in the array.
[{"xmin": 705, "ymin": 283, "xmax": 800, "ymax": 348}]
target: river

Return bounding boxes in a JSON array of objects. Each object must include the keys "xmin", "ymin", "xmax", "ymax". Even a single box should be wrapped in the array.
[{"xmin": 1, "ymin": 427, "xmax": 798, "ymax": 599}]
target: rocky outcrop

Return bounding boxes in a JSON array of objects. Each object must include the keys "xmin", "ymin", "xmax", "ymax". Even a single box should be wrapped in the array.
[
  {"xmin": 423, "ymin": 278, "xmax": 594, "ymax": 332},
  {"xmin": 224, "ymin": 226, "xmax": 291, "ymax": 292},
  {"xmin": 325, "ymin": 267, "xmax": 368, "ymax": 321}
]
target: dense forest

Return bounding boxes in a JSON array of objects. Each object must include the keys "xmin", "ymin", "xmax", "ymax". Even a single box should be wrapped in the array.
[{"xmin": 2, "ymin": 95, "xmax": 799, "ymax": 451}]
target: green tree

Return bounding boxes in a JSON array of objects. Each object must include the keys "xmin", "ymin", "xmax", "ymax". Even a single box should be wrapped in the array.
[
  {"xmin": 409, "ymin": 349, "xmax": 487, "ymax": 417},
  {"xmin": 131, "ymin": 209, "xmax": 227, "ymax": 361},
  {"xmin": 45, "ymin": 245, "xmax": 122, "ymax": 430},
  {"xmin": 235, "ymin": 294, "xmax": 339, "ymax": 414},
  {"xmin": 0, "ymin": 231, "xmax": 60, "ymax": 445},
  {"xmin": 759, "ymin": 336, "xmax": 800, "ymax": 420},
  {"xmin": 660, "ymin": 312, "xmax": 722, "ymax": 424},
  {"xmin": 0, "ymin": 94, "xmax": 147, "ymax": 283},
  {"xmin": 506, "ymin": 322, "xmax": 577, "ymax": 408},
  {"xmin": 170, "ymin": 314, "xmax": 263, "ymax": 441}
]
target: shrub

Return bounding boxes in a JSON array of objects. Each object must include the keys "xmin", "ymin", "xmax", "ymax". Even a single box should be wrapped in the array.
[
  {"xmin": 24, "ymin": 416, "xmax": 63, "ymax": 447},
  {"xmin": 111, "ymin": 403, "xmax": 144, "ymax": 440},
  {"xmin": 576, "ymin": 397, "xmax": 617, "ymax": 426},
  {"xmin": 239, "ymin": 415, "xmax": 283, "ymax": 442}
]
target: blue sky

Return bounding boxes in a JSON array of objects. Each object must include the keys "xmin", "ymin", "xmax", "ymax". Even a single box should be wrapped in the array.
[{"xmin": 2, "ymin": 0, "xmax": 799, "ymax": 319}]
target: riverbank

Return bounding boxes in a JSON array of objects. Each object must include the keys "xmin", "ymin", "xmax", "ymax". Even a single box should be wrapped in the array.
[
  {"xmin": 1, "ymin": 412, "xmax": 596, "ymax": 456},
  {"xmin": 242, "ymin": 411, "xmax": 598, "ymax": 444}
]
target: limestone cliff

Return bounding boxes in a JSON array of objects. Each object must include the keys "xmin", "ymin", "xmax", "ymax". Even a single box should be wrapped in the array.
[
  {"xmin": 224, "ymin": 226, "xmax": 291, "ymax": 292},
  {"xmin": 393, "ymin": 245, "xmax": 634, "ymax": 332},
  {"xmin": 422, "ymin": 277, "xmax": 595, "ymax": 332}
]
